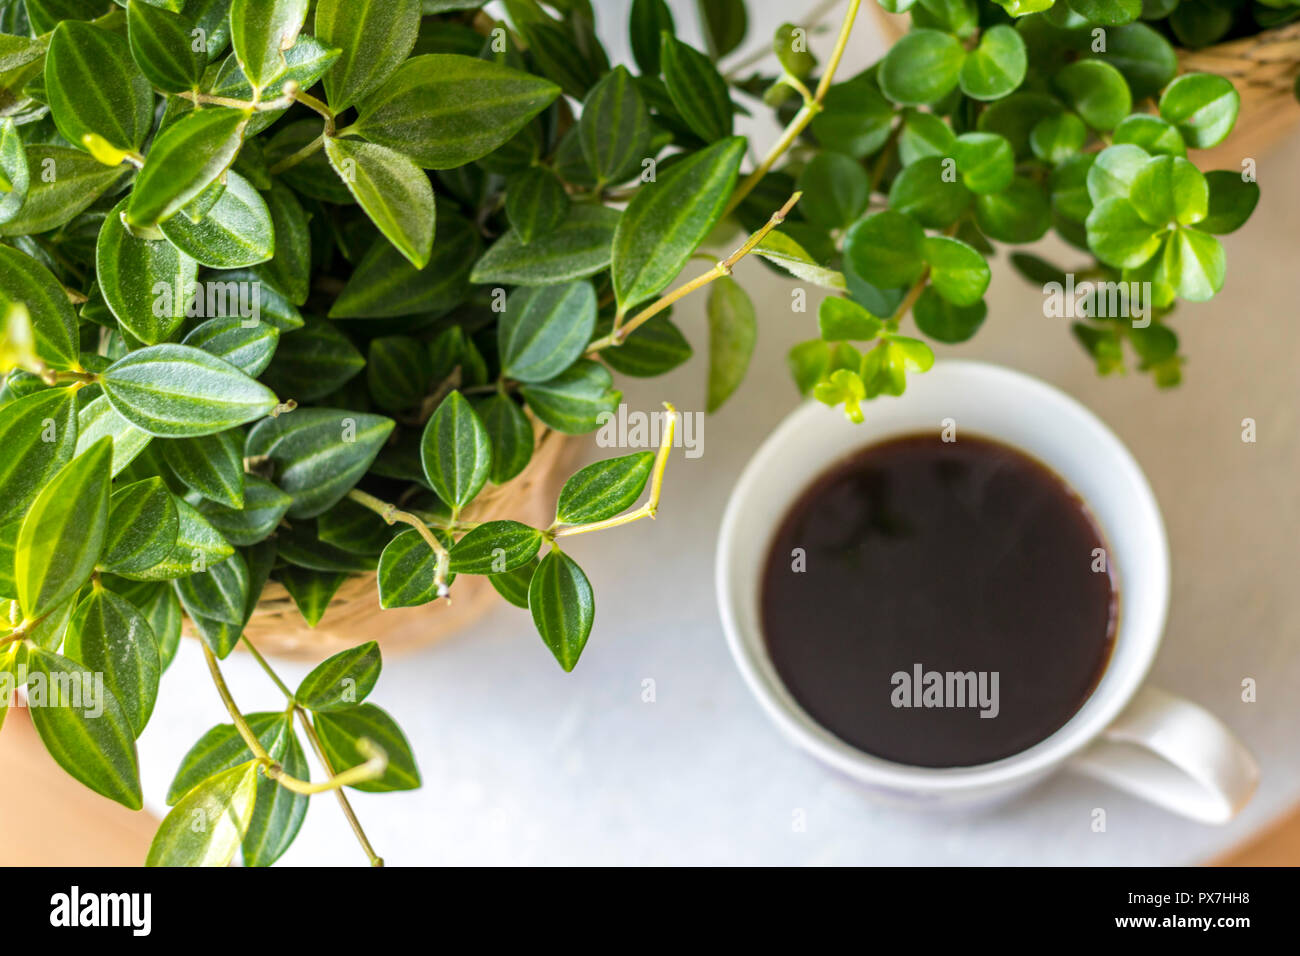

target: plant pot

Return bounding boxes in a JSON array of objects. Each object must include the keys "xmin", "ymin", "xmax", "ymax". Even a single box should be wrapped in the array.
[
  {"xmin": 188, "ymin": 425, "xmax": 576, "ymax": 660},
  {"xmin": 870, "ymin": 10, "xmax": 1300, "ymax": 166}
]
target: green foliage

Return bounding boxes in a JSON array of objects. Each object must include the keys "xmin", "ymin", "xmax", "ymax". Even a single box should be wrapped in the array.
[{"xmin": 0, "ymin": 0, "xmax": 1262, "ymax": 869}]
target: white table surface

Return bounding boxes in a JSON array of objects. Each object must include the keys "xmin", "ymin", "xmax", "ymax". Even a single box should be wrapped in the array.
[{"xmin": 138, "ymin": 1, "xmax": 1300, "ymax": 865}]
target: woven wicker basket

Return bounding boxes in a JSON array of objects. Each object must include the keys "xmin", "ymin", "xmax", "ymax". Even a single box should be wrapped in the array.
[
  {"xmin": 871, "ymin": 11, "xmax": 1300, "ymax": 166},
  {"xmin": 202, "ymin": 425, "xmax": 574, "ymax": 660}
]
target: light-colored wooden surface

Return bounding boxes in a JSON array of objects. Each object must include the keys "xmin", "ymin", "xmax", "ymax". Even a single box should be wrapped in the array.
[{"xmin": 0, "ymin": 703, "xmax": 1294, "ymax": 865}]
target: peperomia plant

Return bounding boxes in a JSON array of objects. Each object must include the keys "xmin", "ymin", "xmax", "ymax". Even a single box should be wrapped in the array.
[{"xmin": 0, "ymin": 0, "xmax": 1264, "ymax": 866}]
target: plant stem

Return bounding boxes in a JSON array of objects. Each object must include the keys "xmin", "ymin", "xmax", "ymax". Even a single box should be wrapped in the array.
[
  {"xmin": 588, "ymin": 192, "xmax": 802, "ymax": 352},
  {"xmin": 346, "ymin": 489, "xmax": 452, "ymax": 598},
  {"xmin": 268, "ymin": 131, "xmax": 325, "ymax": 175},
  {"xmin": 724, "ymin": 0, "xmax": 863, "ymax": 215},
  {"xmin": 551, "ymin": 403, "xmax": 678, "ymax": 538}
]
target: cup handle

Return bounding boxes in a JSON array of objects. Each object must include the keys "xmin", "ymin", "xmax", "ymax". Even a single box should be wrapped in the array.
[{"xmin": 1066, "ymin": 686, "xmax": 1258, "ymax": 824}]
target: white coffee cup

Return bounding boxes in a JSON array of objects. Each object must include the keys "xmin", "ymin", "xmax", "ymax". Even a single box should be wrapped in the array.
[{"xmin": 716, "ymin": 360, "xmax": 1258, "ymax": 824}]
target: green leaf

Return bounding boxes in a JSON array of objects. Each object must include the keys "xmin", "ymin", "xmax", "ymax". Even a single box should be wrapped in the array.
[
  {"xmin": 45, "ymin": 20, "xmax": 153, "ymax": 155},
  {"xmin": 0, "ymin": 118, "xmax": 29, "ymax": 227},
  {"xmin": 449, "ymin": 520, "xmax": 543, "ymax": 574},
  {"xmin": 376, "ymin": 528, "xmax": 447, "ymax": 608},
  {"xmin": 529, "ymin": 548, "xmax": 594, "ymax": 672},
  {"xmin": 471, "ymin": 204, "xmax": 620, "ymax": 286},
  {"xmin": 182, "ymin": 316, "xmax": 280, "ymax": 378},
  {"xmin": 555, "ymin": 454, "xmax": 654, "ymax": 526},
  {"xmin": 229, "ymin": 0, "xmax": 309, "ymax": 91},
  {"xmin": 313, "ymin": 703, "xmax": 421, "ymax": 792},
  {"xmin": 1086, "ymin": 143, "xmax": 1150, "ymax": 204},
  {"xmin": 16, "ymin": 437, "xmax": 111, "ymax": 619},
  {"xmin": 97, "ymin": 198, "xmax": 199, "ymax": 345},
  {"xmin": 611, "ymin": 136, "xmax": 746, "ymax": 311},
  {"xmin": 505, "ymin": 166, "xmax": 569, "ymax": 244},
  {"xmin": 254, "ymin": 182, "xmax": 312, "ymax": 305},
  {"xmin": 844, "ymin": 210, "xmax": 926, "ymax": 289},
  {"xmin": 27, "ymin": 645, "xmax": 142, "ymax": 811},
  {"xmin": 518, "ymin": 359, "xmax": 620, "ymax": 435},
  {"xmin": 600, "ymin": 314, "xmax": 694, "ymax": 378},
  {"xmin": 515, "ymin": 17, "xmax": 603, "ymax": 100},
  {"xmin": 706, "ymin": 275, "xmax": 757, "ymax": 413},
  {"xmin": 147, "ymin": 760, "xmax": 259, "ymax": 866},
  {"xmin": 325, "ymin": 137, "xmax": 435, "ymax": 269},
  {"xmin": 278, "ymin": 566, "xmax": 348, "ymax": 627},
  {"xmin": 818, "ymin": 297, "xmax": 883, "ymax": 342},
  {"xmin": 959, "ymin": 24, "xmax": 1026, "ymax": 101},
  {"xmin": 1091, "ymin": 22, "xmax": 1177, "ymax": 101},
  {"xmin": 474, "ymin": 394, "xmax": 533, "ymax": 485},
  {"xmin": 661, "ymin": 34, "xmax": 734, "ymax": 142},
  {"xmin": 296, "ymin": 641, "xmax": 381, "ymax": 712},
  {"xmin": 159, "ymin": 171, "xmax": 274, "ymax": 269},
  {"xmin": 1159, "ymin": 73, "xmax": 1240, "ymax": 150},
  {"xmin": 245, "ymin": 408, "xmax": 394, "ymax": 518},
  {"xmin": 367, "ymin": 335, "xmax": 431, "ymax": 412},
  {"xmin": 952, "ymin": 131, "xmax": 1015, "ymax": 195},
  {"xmin": 629, "ymin": 0, "xmax": 674, "ymax": 74},
  {"xmin": 163, "ymin": 430, "xmax": 246, "ymax": 508},
  {"xmin": 1086, "ymin": 197, "xmax": 1163, "ymax": 268},
  {"xmin": 499, "ymin": 281, "xmax": 597, "ymax": 384},
  {"xmin": 580, "ymin": 65, "xmax": 654, "ymax": 186},
  {"xmin": 696, "ymin": 0, "xmax": 748, "ymax": 59},
  {"xmin": 898, "ymin": 109, "xmax": 955, "ymax": 166},
  {"xmin": 912, "ymin": 286, "xmax": 988, "ymax": 344},
  {"xmin": 77, "ymin": 395, "xmax": 152, "ymax": 477},
  {"xmin": 752, "ymin": 231, "xmax": 846, "ymax": 291},
  {"xmin": 127, "ymin": 107, "xmax": 248, "ymax": 230},
  {"xmin": 127, "ymin": 0, "xmax": 204, "ymax": 94},
  {"xmin": 420, "ymin": 391, "xmax": 491, "ymax": 512},
  {"xmin": 241, "ymin": 720, "xmax": 309, "ymax": 867},
  {"xmin": 810, "ymin": 74, "xmax": 895, "ymax": 159},
  {"xmin": 316, "ymin": 0, "xmax": 421, "ymax": 111},
  {"xmin": 208, "ymin": 35, "xmax": 343, "ymax": 138},
  {"xmin": 490, "ymin": 558, "xmax": 536, "ymax": 609},
  {"xmin": 277, "ymin": 523, "xmax": 379, "ymax": 573},
  {"xmin": 1066, "ymin": 0, "xmax": 1140, "ymax": 23},
  {"xmin": 0, "ymin": 146, "xmax": 129, "ymax": 238},
  {"xmin": 0, "ymin": 246, "xmax": 79, "ymax": 371},
  {"xmin": 137, "ymin": 583, "xmax": 183, "ymax": 672},
  {"xmin": 101, "ymin": 344, "xmax": 279, "ymax": 438},
  {"xmin": 923, "ymin": 236, "xmax": 990, "ymax": 307},
  {"xmin": 101, "ymin": 477, "xmax": 179, "ymax": 574},
  {"xmin": 119, "ymin": 496, "xmax": 234, "ymax": 582},
  {"xmin": 351, "ymin": 54, "xmax": 560, "ymax": 169},
  {"xmin": 798, "ymin": 152, "xmax": 870, "ymax": 230},
  {"xmin": 879, "ymin": 29, "xmax": 965, "ymax": 106},
  {"xmin": 1128, "ymin": 155, "xmax": 1207, "ymax": 227},
  {"xmin": 1196, "ymin": 171, "xmax": 1259, "ymax": 235},
  {"xmin": 65, "ymin": 588, "xmax": 160, "ymax": 737},
  {"xmin": 1113, "ymin": 114, "xmax": 1186, "ymax": 159},
  {"xmin": 888, "ymin": 155, "xmax": 972, "ymax": 229},
  {"xmin": 165, "ymin": 712, "xmax": 285, "ymax": 806},
  {"xmin": 197, "ymin": 475, "xmax": 293, "ymax": 548},
  {"xmin": 1030, "ymin": 112, "xmax": 1087, "ymax": 165},
  {"xmin": 0, "ymin": 387, "xmax": 77, "ymax": 526},
  {"xmin": 1162, "ymin": 227, "xmax": 1224, "ymax": 302},
  {"xmin": 974, "ymin": 176, "xmax": 1051, "ymax": 243},
  {"xmin": 1053, "ymin": 60, "xmax": 1131, "ymax": 132},
  {"xmin": 330, "ymin": 209, "xmax": 479, "ymax": 317},
  {"xmin": 261, "ymin": 320, "xmax": 364, "ymax": 403},
  {"xmin": 174, "ymin": 551, "xmax": 249, "ymax": 629}
]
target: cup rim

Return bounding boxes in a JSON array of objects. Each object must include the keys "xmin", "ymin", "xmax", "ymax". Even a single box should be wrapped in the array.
[{"xmin": 715, "ymin": 360, "xmax": 1171, "ymax": 792}]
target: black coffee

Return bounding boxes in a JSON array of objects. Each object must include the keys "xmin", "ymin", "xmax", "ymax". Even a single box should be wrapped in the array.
[{"xmin": 761, "ymin": 433, "xmax": 1116, "ymax": 768}]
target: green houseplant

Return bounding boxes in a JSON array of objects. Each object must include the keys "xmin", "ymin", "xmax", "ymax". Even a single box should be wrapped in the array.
[{"xmin": 0, "ymin": 0, "xmax": 1257, "ymax": 866}]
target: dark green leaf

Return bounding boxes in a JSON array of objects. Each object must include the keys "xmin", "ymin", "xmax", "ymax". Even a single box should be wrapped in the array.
[
  {"xmin": 798, "ymin": 152, "xmax": 869, "ymax": 230},
  {"xmin": 229, "ymin": 0, "xmax": 309, "ymax": 90},
  {"xmin": 1196, "ymin": 171, "xmax": 1259, "ymax": 234},
  {"xmin": 97, "ymin": 197, "xmax": 199, "ymax": 345},
  {"xmin": 499, "ymin": 281, "xmax": 597, "ymax": 384},
  {"xmin": 325, "ymin": 137, "xmax": 435, "ymax": 269},
  {"xmin": 197, "ymin": 475, "xmax": 293, "ymax": 547},
  {"xmin": 706, "ymin": 275, "xmax": 756, "ymax": 413},
  {"xmin": 162, "ymin": 430, "xmax": 246, "ymax": 508},
  {"xmin": 973, "ymin": 177, "xmax": 1051, "ymax": 243},
  {"xmin": 367, "ymin": 335, "xmax": 431, "ymax": 412},
  {"xmin": 0, "ymin": 387, "xmax": 77, "ymax": 526},
  {"xmin": 127, "ymin": 0, "xmax": 205, "ymax": 94},
  {"xmin": 376, "ymin": 527, "xmax": 447, "ymax": 608},
  {"xmin": 490, "ymin": 558, "xmax": 536, "ymax": 608},
  {"xmin": 278, "ymin": 566, "xmax": 348, "ymax": 627},
  {"xmin": 474, "ymin": 393, "xmax": 534, "ymax": 485},
  {"xmin": 844, "ymin": 210, "xmax": 926, "ymax": 289},
  {"xmin": 580, "ymin": 65, "xmax": 654, "ymax": 186},
  {"xmin": 253, "ymin": 182, "xmax": 312, "ymax": 305},
  {"xmin": 629, "ymin": 0, "xmax": 674, "ymax": 74},
  {"xmin": 45, "ymin": 21, "xmax": 153, "ymax": 154},
  {"xmin": 1053, "ymin": 60, "xmax": 1131, "ymax": 132},
  {"xmin": 505, "ymin": 166, "xmax": 569, "ymax": 244},
  {"xmin": 101, "ymin": 477, "xmax": 179, "ymax": 574},
  {"xmin": 316, "ymin": 0, "xmax": 421, "ymax": 111},
  {"xmin": 471, "ymin": 204, "xmax": 620, "ymax": 286},
  {"xmin": 912, "ymin": 285, "xmax": 988, "ymax": 344},
  {"xmin": 296, "ymin": 641, "xmax": 381, "ymax": 712},
  {"xmin": 159, "ymin": 171, "xmax": 274, "ymax": 269},
  {"xmin": 420, "ymin": 390, "xmax": 491, "ymax": 512},
  {"xmin": 518, "ymin": 359, "xmax": 620, "ymax": 435},
  {"xmin": 65, "ymin": 587, "xmax": 160, "ymax": 737},
  {"xmin": 182, "ymin": 316, "xmax": 280, "ymax": 378},
  {"xmin": 888, "ymin": 155, "xmax": 972, "ymax": 229},
  {"xmin": 119, "ymin": 496, "xmax": 234, "ymax": 582},
  {"xmin": 260, "ymin": 320, "xmax": 364, "ymax": 402},
  {"xmin": 555, "ymin": 454, "xmax": 654, "ymax": 526},
  {"xmin": 528, "ymin": 548, "xmax": 594, "ymax": 672},
  {"xmin": 449, "ymin": 520, "xmax": 543, "ymax": 574},
  {"xmin": 879, "ymin": 29, "xmax": 964, "ymax": 106},
  {"xmin": 241, "ymin": 719, "xmax": 309, "ymax": 867},
  {"xmin": 600, "ymin": 313, "xmax": 693, "ymax": 377},
  {"xmin": 661, "ymin": 34, "xmax": 734, "ymax": 142},
  {"xmin": 313, "ymin": 703, "xmax": 420, "ymax": 792},
  {"xmin": 696, "ymin": 0, "xmax": 748, "ymax": 59},
  {"xmin": 166, "ymin": 712, "xmax": 286, "ymax": 806}
]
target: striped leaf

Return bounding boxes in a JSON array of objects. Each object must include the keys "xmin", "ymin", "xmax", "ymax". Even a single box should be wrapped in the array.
[
  {"xmin": 629, "ymin": 0, "xmax": 675, "ymax": 75},
  {"xmin": 449, "ymin": 521, "xmax": 542, "ymax": 575},
  {"xmin": 611, "ymin": 136, "xmax": 746, "ymax": 311},
  {"xmin": 376, "ymin": 528, "xmax": 451, "ymax": 609},
  {"xmin": 253, "ymin": 181, "xmax": 312, "ymax": 305},
  {"xmin": 197, "ymin": 475, "xmax": 294, "ymax": 548},
  {"xmin": 229, "ymin": 0, "xmax": 309, "ymax": 91},
  {"xmin": 182, "ymin": 316, "xmax": 281, "ymax": 378},
  {"xmin": 245, "ymin": 408, "xmax": 395, "ymax": 518},
  {"xmin": 97, "ymin": 197, "xmax": 199, "ymax": 345},
  {"xmin": 490, "ymin": 558, "xmax": 537, "ymax": 609},
  {"xmin": 0, "ymin": 146, "xmax": 129, "ymax": 238},
  {"xmin": 117, "ymin": 497, "xmax": 235, "ymax": 582},
  {"xmin": 499, "ymin": 281, "xmax": 597, "ymax": 384},
  {"xmin": 316, "ymin": 0, "xmax": 421, "ymax": 111},
  {"xmin": 101, "ymin": 344, "xmax": 279, "ymax": 438},
  {"xmin": 76, "ymin": 395, "xmax": 153, "ymax": 477},
  {"xmin": 505, "ymin": 166, "xmax": 569, "ymax": 244},
  {"xmin": 351, "ymin": 54, "xmax": 560, "ymax": 169},
  {"xmin": 166, "ymin": 712, "xmax": 286, "ymax": 805},
  {"xmin": 579, "ymin": 66, "xmax": 654, "ymax": 187},
  {"xmin": 312, "ymin": 703, "xmax": 421, "ymax": 792},
  {"xmin": 0, "ymin": 387, "xmax": 77, "ymax": 526},
  {"xmin": 65, "ymin": 588, "xmax": 161, "ymax": 738},
  {"xmin": 127, "ymin": 0, "xmax": 205, "ymax": 94},
  {"xmin": 470, "ymin": 204, "xmax": 621, "ymax": 286},
  {"xmin": 260, "ymin": 320, "xmax": 364, "ymax": 403},
  {"xmin": 101, "ymin": 477, "xmax": 179, "ymax": 575},
  {"xmin": 518, "ymin": 359, "xmax": 621, "ymax": 435},
  {"xmin": 367, "ymin": 335, "xmax": 431, "ymax": 412},
  {"xmin": 45, "ymin": 20, "xmax": 153, "ymax": 154},
  {"xmin": 600, "ymin": 314, "xmax": 693, "ymax": 378},
  {"xmin": 420, "ymin": 391, "xmax": 490, "ymax": 512},
  {"xmin": 147, "ymin": 760, "xmax": 259, "ymax": 866},
  {"xmin": 15, "ymin": 437, "xmax": 112, "ymax": 619},
  {"xmin": 27, "ymin": 646, "xmax": 143, "ymax": 810},
  {"xmin": 528, "ymin": 549, "xmax": 594, "ymax": 672},
  {"xmin": 162, "ymin": 430, "xmax": 246, "ymax": 508},
  {"xmin": 661, "ymin": 35, "xmax": 734, "ymax": 143},
  {"xmin": 707, "ymin": 275, "xmax": 757, "ymax": 413},
  {"xmin": 0, "ymin": 245, "xmax": 79, "ymax": 371},
  {"xmin": 325, "ymin": 137, "xmax": 435, "ymax": 269},
  {"xmin": 174, "ymin": 551, "xmax": 250, "ymax": 627},
  {"xmin": 127, "ymin": 107, "xmax": 248, "ymax": 230},
  {"xmin": 295, "ymin": 641, "xmax": 381, "ymax": 712},
  {"xmin": 159, "ymin": 172, "xmax": 275, "ymax": 269},
  {"xmin": 473, "ymin": 393, "xmax": 533, "ymax": 485},
  {"xmin": 0, "ymin": 118, "xmax": 29, "ymax": 226},
  {"xmin": 278, "ymin": 566, "xmax": 348, "ymax": 627},
  {"xmin": 241, "ymin": 719, "xmax": 309, "ymax": 866},
  {"xmin": 556, "ymin": 453, "xmax": 655, "ymax": 526}
]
